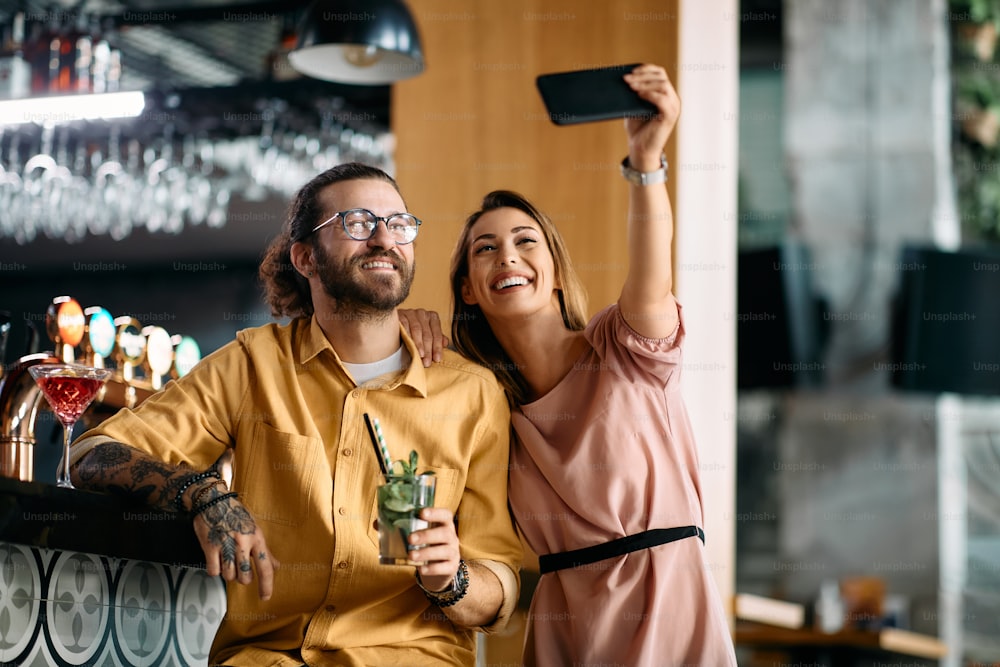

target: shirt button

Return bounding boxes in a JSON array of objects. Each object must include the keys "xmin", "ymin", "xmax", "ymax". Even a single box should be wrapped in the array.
[
  {"xmin": 338, "ymin": 561, "xmax": 349, "ymax": 569},
  {"xmin": 342, "ymin": 448, "xmax": 353, "ymax": 457},
  {"xmin": 338, "ymin": 507, "xmax": 347, "ymax": 515}
]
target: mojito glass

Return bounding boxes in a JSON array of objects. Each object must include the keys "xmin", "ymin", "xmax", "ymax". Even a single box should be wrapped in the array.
[{"xmin": 377, "ymin": 473, "xmax": 436, "ymax": 565}]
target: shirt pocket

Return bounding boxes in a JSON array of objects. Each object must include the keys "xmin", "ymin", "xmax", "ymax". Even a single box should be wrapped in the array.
[
  {"xmin": 235, "ymin": 422, "xmax": 323, "ymax": 527},
  {"xmin": 367, "ymin": 465, "xmax": 461, "ymax": 551}
]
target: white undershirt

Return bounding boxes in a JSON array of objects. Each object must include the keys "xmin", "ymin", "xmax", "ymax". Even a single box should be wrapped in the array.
[{"xmin": 342, "ymin": 345, "xmax": 410, "ymax": 385}]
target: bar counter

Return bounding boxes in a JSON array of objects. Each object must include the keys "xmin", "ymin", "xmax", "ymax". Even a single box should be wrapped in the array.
[
  {"xmin": 735, "ymin": 621, "xmax": 947, "ymax": 666},
  {"xmin": 0, "ymin": 477, "xmax": 226, "ymax": 666},
  {"xmin": 0, "ymin": 477, "xmax": 203, "ymax": 564}
]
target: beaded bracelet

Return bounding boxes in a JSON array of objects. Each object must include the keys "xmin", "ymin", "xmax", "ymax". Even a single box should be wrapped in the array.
[
  {"xmin": 190, "ymin": 479, "xmax": 228, "ymax": 510},
  {"xmin": 172, "ymin": 470, "xmax": 222, "ymax": 512},
  {"xmin": 416, "ymin": 559, "xmax": 470, "ymax": 608},
  {"xmin": 192, "ymin": 491, "xmax": 239, "ymax": 518}
]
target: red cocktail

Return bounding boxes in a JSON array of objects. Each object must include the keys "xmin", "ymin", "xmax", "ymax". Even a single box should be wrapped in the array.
[{"xmin": 28, "ymin": 364, "xmax": 113, "ymax": 488}]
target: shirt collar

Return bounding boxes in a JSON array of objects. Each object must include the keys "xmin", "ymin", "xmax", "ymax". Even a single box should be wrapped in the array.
[{"xmin": 299, "ymin": 315, "xmax": 428, "ymax": 397}]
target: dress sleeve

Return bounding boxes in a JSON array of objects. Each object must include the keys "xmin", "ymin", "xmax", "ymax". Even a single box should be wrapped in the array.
[{"xmin": 585, "ymin": 302, "xmax": 685, "ymax": 384}]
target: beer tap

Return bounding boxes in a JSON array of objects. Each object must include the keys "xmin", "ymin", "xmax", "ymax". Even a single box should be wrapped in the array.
[
  {"xmin": 171, "ymin": 334, "xmax": 202, "ymax": 378},
  {"xmin": 45, "ymin": 296, "xmax": 84, "ymax": 364},
  {"xmin": 113, "ymin": 316, "xmax": 145, "ymax": 409},
  {"xmin": 0, "ymin": 311, "xmax": 10, "ymax": 380},
  {"xmin": 141, "ymin": 326, "xmax": 172, "ymax": 391},
  {"xmin": 82, "ymin": 306, "xmax": 116, "ymax": 369},
  {"xmin": 82, "ymin": 306, "xmax": 117, "ymax": 406}
]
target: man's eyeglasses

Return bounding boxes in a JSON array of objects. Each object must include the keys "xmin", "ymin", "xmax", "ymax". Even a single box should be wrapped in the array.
[{"xmin": 310, "ymin": 208, "xmax": 422, "ymax": 245}]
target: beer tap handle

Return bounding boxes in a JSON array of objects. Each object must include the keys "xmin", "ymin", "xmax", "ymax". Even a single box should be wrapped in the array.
[
  {"xmin": 114, "ymin": 316, "xmax": 145, "ymax": 409},
  {"xmin": 0, "ymin": 311, "xmax": 11, "ymax": 370},
  {"xmin": 21, "ymin": 319, "xmax": 40, "ymax": 357},
  {"xmin": 142, "ymin": 326, "xmax": 173, "ymax": 392},
  {"xmin": 45, "ymin": 296, "xmax": 85, "ymax": 364}
]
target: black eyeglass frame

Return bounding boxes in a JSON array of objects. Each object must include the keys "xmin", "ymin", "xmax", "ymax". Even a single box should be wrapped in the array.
[{"xmin": 309, "ymin": 208, "xmax": 422, "ymax": 245}]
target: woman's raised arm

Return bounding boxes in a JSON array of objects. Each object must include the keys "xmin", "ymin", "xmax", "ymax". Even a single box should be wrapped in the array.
[{"xmin": 618, "ymin": 64, "xmax": 682, "ymax": 340}]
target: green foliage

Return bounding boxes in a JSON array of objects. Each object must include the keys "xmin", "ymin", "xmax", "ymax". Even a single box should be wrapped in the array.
[
  {"xmin": 951, "ymin": 0, "xmax": 1000, "ymax": 239},
  {"xmin": 957, "ymin": 68, "xmax": 1000, "ymax": 108},
  {"xmin": 953, "ymin": 0, "xmax": 1000, "ymax": 27},
  {"xmin": 389, "ymin": 449, "xmax": 435, "ymax": 478}
]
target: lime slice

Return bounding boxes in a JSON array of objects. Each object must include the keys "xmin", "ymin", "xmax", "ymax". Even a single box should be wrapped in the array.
[{"xmin": 384, "ymin": 499, "xmax": 415, "ymax": 513}]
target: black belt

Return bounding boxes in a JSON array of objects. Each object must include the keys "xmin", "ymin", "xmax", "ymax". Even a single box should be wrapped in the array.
[{"xmin": 538, "ymin": 526, "xmax": 705, "ymax": 574}]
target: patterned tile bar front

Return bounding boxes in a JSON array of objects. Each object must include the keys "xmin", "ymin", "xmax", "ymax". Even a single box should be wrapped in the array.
[{"xmin": 0, "ymin": 542, "xmax": 226, "ymax": 666}]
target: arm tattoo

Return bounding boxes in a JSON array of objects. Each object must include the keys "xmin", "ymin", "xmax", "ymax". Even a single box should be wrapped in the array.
[
  {"xmin": 75, "ymin": 441, "xmax": 194, "ymax": 513},
  {"xmin": 76, "ymin": 442, "xmax": 131, "ymax": 483},
  {"xmin": 134, "ymin": 458, "xmax": 192, "ymax": 509}
]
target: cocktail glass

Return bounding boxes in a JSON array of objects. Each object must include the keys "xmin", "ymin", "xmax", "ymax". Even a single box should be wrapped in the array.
[
  {"xmin": 377, "ymin": 473, "xmax": 436, "ymax": 565},
  {"xmin": 28, "ymin": 363, "xmax": 113, "ymax": 489}
]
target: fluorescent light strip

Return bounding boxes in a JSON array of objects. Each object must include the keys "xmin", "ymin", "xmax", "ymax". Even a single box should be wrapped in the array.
[{"xmin": 0, "ymin": 91, "xmax": 146, "ymax": 126}]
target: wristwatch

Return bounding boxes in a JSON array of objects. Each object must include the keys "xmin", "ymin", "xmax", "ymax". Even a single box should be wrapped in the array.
[
  {"xmin": 416, "ymin": 559, "xmax": 470, "ymax": 607},
  {"xmin": 620, "ymin": 153, "xmax": 668, "ymax": 186}
]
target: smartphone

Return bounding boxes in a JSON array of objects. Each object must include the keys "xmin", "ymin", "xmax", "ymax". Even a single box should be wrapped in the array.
[{"xmin": 535, "ymin": 63, "xmax": 657, "ymax": 126}]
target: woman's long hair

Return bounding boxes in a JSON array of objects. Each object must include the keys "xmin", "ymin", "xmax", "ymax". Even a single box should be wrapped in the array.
[{"xmin": 449, "ymin": 190, "xmax": 588, "ymax": 404}]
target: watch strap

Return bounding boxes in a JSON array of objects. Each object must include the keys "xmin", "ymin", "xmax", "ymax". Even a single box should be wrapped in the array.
[{"xmin": 620, "ymin": 153, "xmax": 668, "ymax": 185}]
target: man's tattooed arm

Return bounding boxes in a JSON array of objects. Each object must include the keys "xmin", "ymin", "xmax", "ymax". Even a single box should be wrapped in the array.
[
  {"xmin": 74, "ymin": 441, "xmax": 277, "ymax": 600},
  {"xmin": 73, "ymin": 441, "xmax": 203, "ymax": 513}
]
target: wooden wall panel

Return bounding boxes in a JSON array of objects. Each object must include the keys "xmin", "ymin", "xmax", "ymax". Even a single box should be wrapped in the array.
[{"xmin": 393, "ymin": 0, "xmax": 680, "ymax": 319}]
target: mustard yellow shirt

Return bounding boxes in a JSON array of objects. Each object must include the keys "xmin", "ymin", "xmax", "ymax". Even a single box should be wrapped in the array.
[{"xmin": 75, "ymin": 316, "xmax": 522, "ymax": 667}]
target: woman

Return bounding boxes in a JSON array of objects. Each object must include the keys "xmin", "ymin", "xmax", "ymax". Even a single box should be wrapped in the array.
[{"xmin": 445, "ymin": 64, "xmax": 737, "ymax": 665}]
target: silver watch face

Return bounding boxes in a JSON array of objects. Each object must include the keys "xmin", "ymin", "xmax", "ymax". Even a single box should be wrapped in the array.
[{"xmin": 454, "ymin": 563, "xmax": 469, "ymax": 589}]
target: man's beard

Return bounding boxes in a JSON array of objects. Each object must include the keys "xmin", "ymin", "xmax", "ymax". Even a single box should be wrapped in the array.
[{"xmin": 314, "ymin": 244, "xmax": 415, "ymax": 316}]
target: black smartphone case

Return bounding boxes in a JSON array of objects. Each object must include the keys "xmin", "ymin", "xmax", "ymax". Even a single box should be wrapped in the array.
[{"xmin": 535, "ymin": 63, "xmax": 658, "ymax": 125}]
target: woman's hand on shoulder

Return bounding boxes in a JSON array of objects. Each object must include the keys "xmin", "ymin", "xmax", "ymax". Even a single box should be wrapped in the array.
[
  {"xmin": 623, "ymin": 64, "xmax": 681, "ymax": 166},
  {"xmin": 398, "ymin": 309, "xmax": 449, "ymax": 366}
]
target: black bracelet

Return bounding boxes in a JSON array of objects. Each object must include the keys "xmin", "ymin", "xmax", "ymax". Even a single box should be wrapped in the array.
[
  {"xmin": 172, "ymin": 469, "xmax": 221, "ymax": 512},
  {"xmin": 191, "ymin": 479, "xmax": 227, "ymax": 509},
  {"xmin": 191, "ymin": 491, "xmax": 238, "ymax": 518},
  {"xmin": 417, "ymin": 559, "xmax": 470, "ymax": 608}
]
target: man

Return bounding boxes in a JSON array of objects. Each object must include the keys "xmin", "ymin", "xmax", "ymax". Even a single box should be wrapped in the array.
[{"xmin": 70, "ymin": 163, "xmax": 522, "ymax": 666}]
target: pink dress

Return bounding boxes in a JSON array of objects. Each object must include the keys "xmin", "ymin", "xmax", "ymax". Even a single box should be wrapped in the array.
[{"xmin": 509, "ymin": 304, "xmax": 737, "ymax": 666}]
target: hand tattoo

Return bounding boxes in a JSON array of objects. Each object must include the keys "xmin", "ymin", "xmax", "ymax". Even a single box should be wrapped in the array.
[{"xmin": 202, "ymin": 498, "xmax": 257, "ymax": 568}]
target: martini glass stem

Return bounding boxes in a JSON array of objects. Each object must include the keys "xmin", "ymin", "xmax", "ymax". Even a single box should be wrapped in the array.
[{"xmin": 56, "ymin": 420, "xmax": 75, "ymax": 489}]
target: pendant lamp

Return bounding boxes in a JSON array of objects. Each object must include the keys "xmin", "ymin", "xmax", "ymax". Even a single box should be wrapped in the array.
[{"xmin": 288, "ymin": 0, "xmax": 424, "ymax": 85}]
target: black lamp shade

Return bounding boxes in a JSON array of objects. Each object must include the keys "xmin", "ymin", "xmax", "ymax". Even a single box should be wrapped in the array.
[
  {"xmin": 737, "ymin": 243, "xmax": 826, "ymax": 389},
  {"xmin": 891, "ymin": 245, "xmax": 1000, "ymax": 395},
  {"xmin": 289, "ymin": 0, "xmax": 424, "ymax": 85}
]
